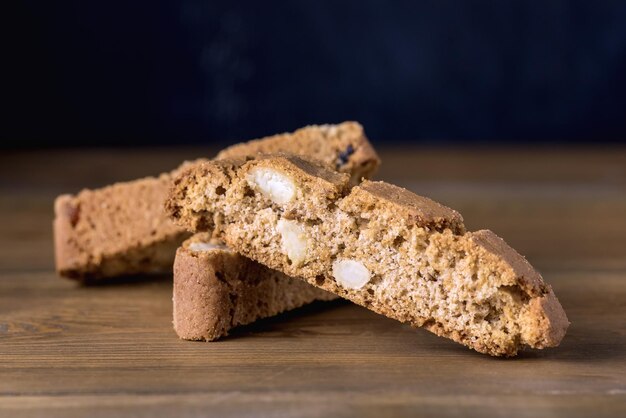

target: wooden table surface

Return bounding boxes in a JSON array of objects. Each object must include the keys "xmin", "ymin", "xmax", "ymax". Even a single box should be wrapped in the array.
[{"xmin": 1, "ymin": 147, "xmax": 625, "ymax": 417}]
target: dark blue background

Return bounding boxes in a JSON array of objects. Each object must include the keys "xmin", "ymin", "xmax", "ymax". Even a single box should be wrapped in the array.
[{"xmin": 4, "ymin": 1, "xmax": 626, "ymax": 147}]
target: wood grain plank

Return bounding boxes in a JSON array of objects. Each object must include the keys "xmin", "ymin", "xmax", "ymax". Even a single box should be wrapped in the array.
[
  {"xmin": 0, "ymin": 270, "xmax": 624, "ymax": 410},
  {"xmin": 0, "ymin": 148, "xmax": 625, "ymax": 417},
  {"xmin": 1, "ymin": 394, "xmax": 625, "ymax": 418}
]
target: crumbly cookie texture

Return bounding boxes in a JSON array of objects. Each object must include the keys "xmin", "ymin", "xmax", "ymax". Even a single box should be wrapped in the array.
[
  {"xmin": 173, "ymin": 233, "xmax": 336, "ymax": 341},
  {"xmin": 166, "ymin": 154, "xmax": 569, "ymax": 357},
  {"xmin": 54, "ymin": 122, "xmax": 379, "ymax": 281}
]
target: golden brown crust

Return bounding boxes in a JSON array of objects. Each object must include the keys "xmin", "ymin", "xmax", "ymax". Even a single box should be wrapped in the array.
[
  {"xmin": 173, "ymin": 241, "xmax": 232, "ymax": 340},
  {"xmin": 173, "ymin": 234, "xmax": 336, "ymax": 341},
  {"xmin": 343, "ymin": 181, "xmax": 465, "ymax": 234}
]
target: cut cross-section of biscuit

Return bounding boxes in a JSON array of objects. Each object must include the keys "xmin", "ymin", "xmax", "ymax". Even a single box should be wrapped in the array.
[
  {"xmin": 173, "ymin": 233, "xmax": 337, "ymax": 341},
  {"xmin": 54, "ymin": 122, "xmax": 379, "ymax": 281},
  {"xmin": 166, "ymin": 154, "xmax": 569, "ymax": 357}
]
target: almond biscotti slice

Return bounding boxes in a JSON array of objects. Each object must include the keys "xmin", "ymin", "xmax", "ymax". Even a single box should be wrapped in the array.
[
  {"xmin": 55, "ymin": 122, "xmax": 379, "ymax": 281},
  {"xmin": 174, "ymin": 233, "xmax": 337, "ymax": 341},
  {"xmin": 166, "ymin": 154, "xmax": 569, "ymax": 357}
]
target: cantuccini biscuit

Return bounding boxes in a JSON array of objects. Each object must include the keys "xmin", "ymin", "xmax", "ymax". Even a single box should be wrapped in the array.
[
  {"xmin": 174, "ymin": 233, "xmax": 336, "ymax": 341},
  {"xmin": 166, "ymin": 154, "xmax": 569, "ymax": 357},
  {"xmin": 54, "ymin": 122, "xmax": 379, "ymax": 281}
]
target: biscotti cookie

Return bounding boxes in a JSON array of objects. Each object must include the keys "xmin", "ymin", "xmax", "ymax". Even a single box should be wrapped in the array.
[
  {"xmin": 174, "ymin": 233, "xmax": 337, "ymax": 341},
  {"xmin": 55, "ymin": 122, "xmax": 379, "ymax": 281},
  {"xmin": 54, "ymin": 171, "xmax": 192, "ymax": 280},
  {"xmin": 166, "ymin": 154, "xmax": 569, "ymax": 356}
]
